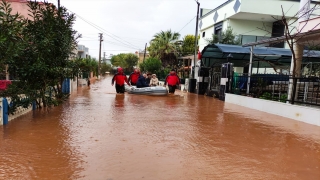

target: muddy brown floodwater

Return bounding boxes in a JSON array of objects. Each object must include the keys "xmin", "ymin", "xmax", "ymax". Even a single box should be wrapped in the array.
[{"xmin": 0, "ymin": 76, "xmax": 320, "ymax": 180}]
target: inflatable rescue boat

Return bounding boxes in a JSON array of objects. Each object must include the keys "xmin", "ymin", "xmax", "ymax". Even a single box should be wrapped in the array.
[{"xmin": 125, "ymin": 85, "xmax": 168, "ymax": 96}]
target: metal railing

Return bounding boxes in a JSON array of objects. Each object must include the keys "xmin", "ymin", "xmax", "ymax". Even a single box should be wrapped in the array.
[{"xmin": 231, "ymin": 73, "xmax": 320, "ymax": 106}]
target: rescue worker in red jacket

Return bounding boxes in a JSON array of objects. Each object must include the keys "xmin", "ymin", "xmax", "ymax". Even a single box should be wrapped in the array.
[
  {"xmin": 128, "ymin": 68, "xmax": 140, "ymax": 86},
  {"xmin": 164, "ymin": 69, "xmax": 180, "ymax": 94},
  {"xmin": 112, "ymin": 67, "xmax": 130, "ymax": 93}
]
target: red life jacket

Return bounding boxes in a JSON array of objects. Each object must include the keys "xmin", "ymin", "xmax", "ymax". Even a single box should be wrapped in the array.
[
  {"xmin": 112, "ymin": 73, "xmax": 128, "ymax": 86},
  {"xmin": 165, "ymin": 72, "xmax": 180, "ymax": 86},
  {"xmin": 129, "ymin": 72, "xmax": 139, "ymax": 84}
]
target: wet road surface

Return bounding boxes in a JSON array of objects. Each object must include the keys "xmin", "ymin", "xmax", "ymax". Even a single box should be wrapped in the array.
[{"xmin": 0, "ymin": 76, "xmax": 320, "ymax": 180}]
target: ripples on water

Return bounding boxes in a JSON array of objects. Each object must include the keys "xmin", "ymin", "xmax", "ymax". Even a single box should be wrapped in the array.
[{"xmin": 0, "ymin": 76, "xmax": 319, "ymax": 180}]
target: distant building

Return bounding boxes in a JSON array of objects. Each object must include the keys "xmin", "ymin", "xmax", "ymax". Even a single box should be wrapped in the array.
[
  {"xmin": 103, "ymin": 54, "xmax": 113, "ymax": 65},
  {"xmin": 76, "ymin": 45, "xmax": 90, "ymax": 59},
  {"xmin": 135, "ymin": 50, "xmax": 150, "ymax": 64}
]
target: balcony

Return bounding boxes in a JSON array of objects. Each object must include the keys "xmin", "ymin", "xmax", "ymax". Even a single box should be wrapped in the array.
[
  {"xmin": 77, "ymin": 45, "xmax": 85, "ymax": 52},
  {"xmin": 299, "ymin": 17, "xmax": 320, "ymax": 33}
]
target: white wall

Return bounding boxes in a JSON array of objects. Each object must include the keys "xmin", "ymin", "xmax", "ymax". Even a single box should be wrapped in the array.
[
  {"xmin": 199, "ymin": 26, "xmax": 215, "ymax": 51},
  {"xmin": 200, "ymin": 1, "xmax": 237, "ymax": 31},
  {"xmin": 225, "ymin": 93, "xmax": 320, "ymax": 126},
  {"xmin": 228, "ymin": 19, "xmax": 272, "ymax": 36},
  {"xmin": 199, "ymin": 19, "xmax": 273, "ymax": 51},
  {"xmin": 252, "ymin": 68, "xmax": 277, "ymax": 74},
  {"xmin": 241, "ymin": 0, "xmax": 300, "ymax": 18}
]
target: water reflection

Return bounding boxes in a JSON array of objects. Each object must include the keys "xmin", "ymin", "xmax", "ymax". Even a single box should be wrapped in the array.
[
  {"xmin": 0, "ymin": 107, "xmax": 83, "ymax": 179},
  {"xmin": 114, "ymin": 94, "xmax": 125, "ymax": 108}
]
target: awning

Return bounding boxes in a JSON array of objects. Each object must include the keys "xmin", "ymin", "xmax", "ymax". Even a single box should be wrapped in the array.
[{"xmin": 201, "ymin": 44, "xmax": 320, "ymax": 67}]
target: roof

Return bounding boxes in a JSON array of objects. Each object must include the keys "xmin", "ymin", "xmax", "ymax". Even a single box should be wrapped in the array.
[{"xmin": 201, "ymin": 44, "xmax": 320, "ymax": 67}]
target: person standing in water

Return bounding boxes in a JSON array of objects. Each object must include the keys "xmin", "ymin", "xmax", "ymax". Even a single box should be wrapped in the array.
[
  {"xmin": 164, "ymin": 69, "xmax": 180, "ymax": 94},
  {"xmin": 128, "ymin": 68, "xmax": 140, "ymax": 86},
  {"xmin": 111, "ymin": 67, "xmax": 130, "ymax": 93}
]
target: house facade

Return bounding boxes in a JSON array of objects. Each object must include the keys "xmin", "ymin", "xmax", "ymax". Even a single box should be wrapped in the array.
[
  {"xmin": 5, "ymin": 0, "xmax": 31, "ymax": 18},
  {"xmin": 198, "ymin": 0, "xmax": 320, "ymax": 74},
  {"xmin": 198, "ymin": 0, "xmax": 316, "ymax": 52},
  {"xmin": 5, "ymin": 0, "xmax": 46, "ymax": 18},
  {"xmin": 77, "ymin": 45, "xmax": 90, "ymax": 59},
  {"xmin": 103, "ymin": 54, "xmax": 113, "ymax": 65}
]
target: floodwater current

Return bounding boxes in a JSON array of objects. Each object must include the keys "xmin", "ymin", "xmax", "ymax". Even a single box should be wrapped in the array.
[{"xmin": 0, "ymin": 76, "xmax": 320, "ymax": 180}]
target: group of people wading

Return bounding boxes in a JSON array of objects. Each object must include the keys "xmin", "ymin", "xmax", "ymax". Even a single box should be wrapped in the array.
[{"xmin": 111, "ymin": 67, "xmax": 180, "ymax": 94}]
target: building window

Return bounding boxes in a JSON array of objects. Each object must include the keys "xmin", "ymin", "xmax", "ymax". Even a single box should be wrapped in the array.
[
  {"xmin": 240, "ymin": 35, "xmax": 271, "ymax": 47},
  {"xmin": 241, "ymin": 35, "xmax": 256, "ymax": 45},
  {"xmin": 270, "ymin": 20, "xmax": 285, "ymax": 48},
  {"xmin": 214, "ymin": 22, "xmax": 223, "ymax": 41},
  {"xmin": 202, "ymin": 32, "xmax": 206, "ymax": 37}
]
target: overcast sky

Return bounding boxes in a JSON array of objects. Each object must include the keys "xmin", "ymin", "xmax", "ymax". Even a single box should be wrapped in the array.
[{"xmin": 47, "ymin": 0, "xmax": 226, "ymax": 59}]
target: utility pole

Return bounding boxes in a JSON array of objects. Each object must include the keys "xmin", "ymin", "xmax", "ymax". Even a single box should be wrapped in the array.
[
  {"xmin": 57, "ymin": 0, "xmax": 60, "ymax": 9},
  {"xmin": 104, "ymin": 52, "xmax": 106, "ymax": 63},
  {"xmin": 98, "ymin": 33, "xmax": 103, "ymax": 79},
  {"xmin": 143, "ymin": 43, "xmax": 147, "ymax": 62},
  {"xmin": 193, "ymin": 0, "xmax": 200, "ymax": 78}
]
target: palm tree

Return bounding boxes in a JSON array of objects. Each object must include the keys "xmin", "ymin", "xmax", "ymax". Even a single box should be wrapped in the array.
[{"xmin": 148, "ymin": 30, "xmax": 180, "ymax": 68}]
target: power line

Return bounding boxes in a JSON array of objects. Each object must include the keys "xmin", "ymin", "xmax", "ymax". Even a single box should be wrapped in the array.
[
  {"xmin": 67, "ymin": 9, "xmax": 142, "ymax": 50},
  {"xmin": 46, "ymin": 0, "xmax": 142, "ymax": 50},
  {"xmin": 179, "ymin": 16, "xmax": 196, "ymax": 33},
  {"xmin": 73, "ymin": 14, "xmax": 138, "ymax": 49}
]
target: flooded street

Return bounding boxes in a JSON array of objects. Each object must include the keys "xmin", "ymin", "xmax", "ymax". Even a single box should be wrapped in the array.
[{"xmin": 1, "ymin": 76, "xmax": 320, "ymax": 180}]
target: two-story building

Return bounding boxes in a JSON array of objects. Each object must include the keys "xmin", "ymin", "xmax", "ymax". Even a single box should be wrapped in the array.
[
  {"xmin": 192, "ymin": 0, "xmax": 320, "ymax": 96},
  {"xmin": 76, "ymin": 45, "xmax": 90, "ymax": 59},
  {"xmin": 198, "ymin": 0, "xmax": 308, "ymax": 52}
]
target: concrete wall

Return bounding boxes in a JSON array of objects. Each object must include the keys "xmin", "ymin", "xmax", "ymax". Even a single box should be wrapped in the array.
[
  {"xmin": 0, "ymin": 96, "xmax": 33, "ymax": 125},
  {"xmin": 200, "ymin": 1, "xmax": 237, "ymax": 31},
  {"xmin": 199, "ymin": 19, "xmax": 273, "ymax": 53},
  {"xmin": 225, "ymin": 93, "xmax": 320, "ymax": 126},
  {"xmin": 8, "ymin": 0, "xmax": 31, "ymax": 18},
  {"xmin": 241, "ymin": 0, "xmax": 300, "ymax": 18},
  {"xmin": 199, "ymin": 26, "xmax": 215, "ymax": 51},
  {"xmin": 228, "ymin": 19, "xmax": 272, "ymax": 36}
]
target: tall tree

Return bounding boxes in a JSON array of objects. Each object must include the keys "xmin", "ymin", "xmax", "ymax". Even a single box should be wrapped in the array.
[
  {"xmin": 0, "ymin": 0, "xmax": 24, "ymax": 79},
  {"xmin": 139, "ymin": 57, "xmax": 162, "ymax": 74},
  {"xmin": 1, "ymin": 1, "xmax": 79, "ymax": 110},
  {"xmin": 110, "ymin": 53, "xmax": 138, "ymax": 72},
  {"xmin": 180, "ymin": 35, "xmax": 196, "ymax": 56},
  {"xmin": 148, "ymin": 30, "xmax": 180, "ymax": 68}
]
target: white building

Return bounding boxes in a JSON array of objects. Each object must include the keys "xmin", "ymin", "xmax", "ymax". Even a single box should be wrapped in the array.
[
  {"xmin": 77, "ymin": 45, "xmax": 89, "ymax": 59},
  {"xmin": 198, "ymin": 0, "xmax": 320, "ymax": 52},
  {"xmin": 103, "ymin": 54, "xmax": 113, "ymax": 65},
  {"xmin": 198, "ymin": 0, "xmax": 320, "ymax": 74}
]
